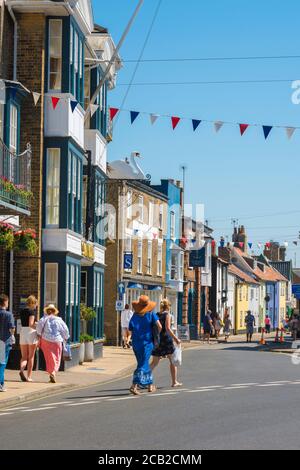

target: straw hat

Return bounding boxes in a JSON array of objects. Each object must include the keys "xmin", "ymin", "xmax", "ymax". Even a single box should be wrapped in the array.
[
  {"xmin": 132, "ymin": 295, "xmax": 156, "ymax": 315},
  {"xmin": 43, "ymin": 304, "xmax": 59, "ymax": 316}
]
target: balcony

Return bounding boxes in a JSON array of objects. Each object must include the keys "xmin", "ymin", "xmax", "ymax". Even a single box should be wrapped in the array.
[
  {"xmin": 0, "ymin": 140, "xmax": 32, "ymax": 216},
  {"xmin": 84, "ymin": 129, "xmax": 107, "ymax": 173}
]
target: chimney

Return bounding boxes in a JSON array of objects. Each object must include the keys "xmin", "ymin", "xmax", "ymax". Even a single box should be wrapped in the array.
[
  {"xmin": 218, "ymin": 246, "xmax": 231, "ymax": 263},
  {"xmin": 233, "ymin": 225, "xmax": 248, "ymax": 253}
]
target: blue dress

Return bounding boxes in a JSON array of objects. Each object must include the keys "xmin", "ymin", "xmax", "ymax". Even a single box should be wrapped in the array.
[{"xmin": 129, "ymin": 311, "xmax": 158, "ymax": 387}]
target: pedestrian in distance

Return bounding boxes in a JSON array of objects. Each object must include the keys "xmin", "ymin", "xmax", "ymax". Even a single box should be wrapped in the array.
[
  {"xmin": 223, "ymin": 312, "xmax": 232, "ymax": 342},
  {"xmin": 264, "ymin": 315, "xmax": 271, "ymax": 334},
  {"xmin": 0, "ymin": 294, "xmax": 15, "ymax": 392},
  {"xmin": 151, "ymin": 299, "xmax": 182, "ymax": 388},
  {"xmin": 214, "ymin": 313, "xmax": 222, "ymax": 340},
  {"xmin": 120, "ymin": 303, "xmax": 133, "ymax": 349},
  {"xmin": 245, "ymin": 310, "xmax": 256, "ymax": 343},
  {"xmin": 19, "ymin": 295, "xmax": 39, "ymax": 382},
  {"xmin": 203, "ymin": 310, "xmax": 213, "ymax": 344},
  {"xmin": 36, "ymin": 304, "xmax": 69, "ymax": 384},
  {"xmin": 127, "ymin": 295, "xmax": 162, "ymax": 396}
]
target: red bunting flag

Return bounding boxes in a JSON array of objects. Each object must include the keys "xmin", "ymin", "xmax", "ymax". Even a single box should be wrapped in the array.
[
  {"xmin": 109, "ymin": 107, "xmax": 119, "ymax": 121},
  {"xmin": 171, "ymin": 116, "xmax": 181, "ymax": 130},
  {"xmin": 51, "ymin": 97, "xmax": 60, "ymax": 110},
  {"xmin": 239, "ymin": 123, "xmax": 249, "ymax": 136},
  {"xmin": 239, "ymin": 242, "xmax": 244, "ymax": 248},
  {"xmin": 265, "ymin": 242, "xmax": 271, "ymax": 248}
]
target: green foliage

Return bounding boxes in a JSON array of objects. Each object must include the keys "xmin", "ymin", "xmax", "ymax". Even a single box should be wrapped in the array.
[
  {"xmin": 80, "ymin": 303, "xmax": 97, "ymax": 322},
  {"xmin": 80, "ymin": 333, "xmax": 94, "ymax": 344}
]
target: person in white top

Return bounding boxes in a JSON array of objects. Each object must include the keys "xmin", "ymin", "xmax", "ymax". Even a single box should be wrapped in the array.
[{"xmin": 121, "ymin": 304, "xmax": 133, "ymax": 349}]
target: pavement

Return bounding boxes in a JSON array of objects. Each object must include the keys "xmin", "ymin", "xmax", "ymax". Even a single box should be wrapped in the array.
[
  {"xmin": 1, "ymin": 338, "xmax": 300, "ymax": 450},
  {"xmin": 0, "ymin": 331, "xmax": 291, "ymax": 411}
]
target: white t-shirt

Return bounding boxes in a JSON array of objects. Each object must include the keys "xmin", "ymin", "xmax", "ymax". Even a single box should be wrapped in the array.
[{"xmin": 121, "ymin": 309, "xmax": 133, "ymax": 328}]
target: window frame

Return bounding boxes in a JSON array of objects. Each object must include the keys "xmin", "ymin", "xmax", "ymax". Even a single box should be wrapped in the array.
[
  {"xmin": 48, "ymin": 18, "xmax": 63, "ymax": 92},
  {"xmin": 44, "ymin": 263, "xmax": 58, "ymax": 306},
  {"xmin": 46, "ymin": 148, "xmax": 61, "ymax": 228}
]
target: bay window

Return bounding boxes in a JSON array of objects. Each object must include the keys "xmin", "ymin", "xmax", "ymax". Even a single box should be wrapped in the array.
[
  {"xmin": 48, "ymin": 19, "xmax": 62, "ymax": 91},
  {"xmin": 46, "ymin": 148, "xmax": 60, "ymax": 227},
  {"xmin": 44, "ymin": 263, "xmax": 58, "ymax": 305}
]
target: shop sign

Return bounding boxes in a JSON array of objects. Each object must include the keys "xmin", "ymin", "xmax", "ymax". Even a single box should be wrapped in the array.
[
  {"xmin": 177, "ymin": 325, "xmax": 190, "ymax": 342},
  {"xmin": 82, "ymin": 241, "xmax": 95, "ymax": 261}
]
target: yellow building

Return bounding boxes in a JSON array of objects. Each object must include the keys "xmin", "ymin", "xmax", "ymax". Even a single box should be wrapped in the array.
[{"xmin": 279, "ymin": 280, "xmax": 288, "ymax": 328}]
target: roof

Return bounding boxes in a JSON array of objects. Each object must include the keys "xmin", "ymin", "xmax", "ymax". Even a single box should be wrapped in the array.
[
  {"xmin": 228, "ymin": 264, "xmax": 259, "ymax": 285},
  {"xmin": 270, "ymin": 261, "xmax": 292, "ymax": 281},
  {"xmin": 254, "ymin": 265, "xmax": 288, "ymax": 283}
]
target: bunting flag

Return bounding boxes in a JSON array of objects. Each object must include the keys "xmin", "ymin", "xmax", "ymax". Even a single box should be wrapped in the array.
[
  {"xmin": 284, "ymin": 241, "xmax": 289, "ymax": 247},
  {"xmin": 109, "ymin": 107, "xmax": 119, "ymax": 121},
  {"xmin": 248, "ymin": 242, "xmax": 253, "ymax": 249},
  {"xmin": 192, "ymin": 119, "xmax": 201, "ymax": 132},
  {"xmin": 220, "ymin": 239, "xmax": 225, "ymax": 248},
  {"xmin": 150, "ymin": 114, "xmax": 159, "ymax": 125},
  {"xmin": 265, "ymin": 242, "xmax": 271, "ymax": 248},
  {"xmin": 51, "ymin": 96, "xmax": 60, "ymax": 110},
  {"xmin": 257, "ymin": 243, "xmax": 262, "ymax": 249},
  {"xmin": 32, "ymin": 92, "xmax": 41, "ymax": 106},
  {"xmin": 293, "ymin": 241, "xmax": 298, "ymax": 246},
  {"xmin": 214, "ymin": 121, "xmax": 224, "ymax": 133},
  {"xmin": 239, "ymin": 242, "xmax": 244, "ymax": 248},
  {"xmin": 239, "ymin": 123, "xmax": 249, "ymax": 136},
  {"xmin": 70, "ymin": 100, "xmax": 78, "ymax": 113},
  {"xmin": 171, "ymin": 116, "xmax": 180, "ymax": 130},
  {"xmin": 90, "ymin": 104, "xmax": 99, "ymax": 118},
  {"xmin": 130, "ymin": 111, "xmax": 140, "ymax": 124},
  {"xmin": 153, "ymin": 233, "xmax": 158, "ymax": 240},
  {"xmin": 263, "ymin": 125, "xmax": 273, "ymax": 140},
  {"xmin": 286, "ymin": 127, "xmax": 296, "ymax": 139}
]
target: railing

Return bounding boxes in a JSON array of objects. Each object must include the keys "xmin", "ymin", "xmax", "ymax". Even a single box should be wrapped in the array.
[{"xmin": 0, "ymin": 140, "xmax": 32, "ymax": 212}]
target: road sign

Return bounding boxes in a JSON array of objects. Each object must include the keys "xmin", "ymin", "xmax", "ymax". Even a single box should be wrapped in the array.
[
  {"xmin": 124, "ymin": 252, "xmax": 133, "ymax": 270},
  {"xmin": 116, "ymin": 300, "xmax": 125, "ymax": 311},
  {"xmin": 118, "ymin": 282, "xmax": 125, "ymax": 295}
]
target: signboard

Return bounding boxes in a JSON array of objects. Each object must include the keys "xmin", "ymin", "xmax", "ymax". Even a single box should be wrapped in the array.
[
  {"xmin": 118, "ymin": 282, "xmax": 125, "ymax": 295},
  {"xmin": 292, "ymin": 284, "xmax": 300, "ymax": 300},
  {"xmin": 115, "ymin": 300, "xmax": 125, "ymax": 311},
  {"xmin": 189, "ymin": 247, "xmax": 206, "ymax": 268},
  {"xmin": 177, "ymin": 325, "xmax": 190, "ymax": 342},
  {"xmin": 82, "ymin": 241, "xmax": 95, "ymax": 261},
  {"xmin": 124, "ymin": 252, "xmax": 133, "ymax": 270}
]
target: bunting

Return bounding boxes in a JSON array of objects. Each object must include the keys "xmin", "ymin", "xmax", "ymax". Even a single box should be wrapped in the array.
[
  {"xmin": 90, "ymin": 104, "xmax": 99, "ymax": 118},
  {"xmin": 109, "ymin": 107, "xmax": 119, "ymax": 121},
  {"xmin": 192, "ymin": 119, "xmax": 201, "ymax": 132},
  {"xmin": 248, "ymin": 242, "xmax": 253, "ymax": 249},
  {"xmin": 70, "ymin": 100, "xmax": 78, "ymax": 113},
  {"xmin": 32, "ymin": 92, "xmax": 41, "ymax": 106},
  {"xmin": 286, "ymin": 127, "xmax": 296, "ymax": 139},
  {"xmin": 51, "ymin": 96, "xmax": 60, "ymax": 110},
  {"xmin": 239, "ymin": 123, "xmax": 249, "ymax": 136},
  {"xmin": 263, "ymin": 125, "xmax": 273, "ymax": 140},
  {"xmin": 150, "ymin": 114, "xmax": 159, "ymax": 125},
  {"xmin": 171, "ymin": 116, "xmax": 180, "ymax": 130},
  {"xmin": 214, "ymin": 121, "xmax": 224, "ymax": 133},
  {"xmin": 130, "ymin": 111, "xmax": 140, "ymax": 124}
]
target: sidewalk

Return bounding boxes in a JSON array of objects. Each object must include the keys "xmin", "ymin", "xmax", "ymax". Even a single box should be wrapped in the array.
[{"xmin": 0, "ymin": 333, "xmax": 287, "ymax": 410}]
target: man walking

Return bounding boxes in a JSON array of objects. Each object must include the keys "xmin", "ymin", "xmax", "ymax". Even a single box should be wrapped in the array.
[
  {"xmin": 203, "ymin": 310, "xmax": 213, "ymax": 344},
  {"xmin": 121, "ymin": 304, "xmax": 133, "ymax": 348},
  {"xmin": 245, "ymin": 310, "xmax": 256, "ymax": 343},
  {"xmin": 0, "ymin": 294, "xmax": 15, "ymax": 391}
]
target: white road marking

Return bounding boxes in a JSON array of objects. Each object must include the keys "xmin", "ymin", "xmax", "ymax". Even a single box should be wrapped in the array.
[
  {"xmin": 163, "ymin": 388, "xmax": 190, "ymax": 392},
  {"xmin": 108, "ymin": 397, "xmax": 137, "ymax": 401},
  {"xmin": 222, "ymin": 386, "xmax": 249, "ymax": 390},
  {"xmin": 0, "ymin": 412, "xmax": 14, "ymax": 416},
  {"xmin": 40, "ymin": 401, "xmax": 71, "ymax": 407},
  {"xmin": 66, "ymin": 401, "xmax": 100, "ymax": 407},
  {"xmin": 21, "ymin": 406, "xmax": 57, "ymax": 412},
  {"xmin": 231, "ymin": 383, "xmax": 258, "ymax": 386},
  {"xmin": 146, "ymin": 392, "xmax": 178, "ymax": 397},
  {"xmin": 187, "ymin": 389, "xmax": 215, "ymax": 393},
  {"xmin": 256, "ymin": 383, "xmax": 284, "ymax": 387},
  {"xmin": 197, "ymin": 385, "xmax": 223, "ymax": 389},
  {"xmin": 5, "ymin": 406, "xmax": 29, "ymax": 411},
  {"xmin": 266, "ymin": 380, "xmax": 293, "ymax": 384},
  {"xmin": 81, "ymin": 396, "xmax": 111, "ymax": 401}
]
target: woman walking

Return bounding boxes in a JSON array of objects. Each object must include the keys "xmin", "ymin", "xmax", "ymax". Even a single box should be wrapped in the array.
[
  {"xmin": 223, "ymin": 312, "xmax": 232, "ymax": 342},
  {"xmin": 128, "ymin": 295, "xmax": 161, "ymax": 396},
  {"xmin": 36, "ymin": 304, "xmax": 69, "ymax": 383},
  {"xmin": 151, "ymin": 299, "xmax": 182, "ymax": 388},
  {"xmin": 19, "ymin": 295, "xmax": 38, "ymax": 382},
  {"xmin": 214, "ymin": 313, "xmax": 222, "ymax": 340}
]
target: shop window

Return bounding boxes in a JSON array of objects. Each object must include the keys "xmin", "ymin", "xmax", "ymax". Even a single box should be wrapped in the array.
[
  {"xmin": 44, "ymin": 263, "xmax": 58, "ymax": 305},
  {"xmin": 46, "ymin": 148, "xmax": 60, "ymax": 227}
]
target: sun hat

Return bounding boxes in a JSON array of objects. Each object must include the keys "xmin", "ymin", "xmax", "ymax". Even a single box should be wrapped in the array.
[
  {"xmin": 132, "ymin": 295, "xmax": 156, "ymax": 315},
  {"xmin": 43, "ymin": 304, "xmax": 59, "ymax": 316}
]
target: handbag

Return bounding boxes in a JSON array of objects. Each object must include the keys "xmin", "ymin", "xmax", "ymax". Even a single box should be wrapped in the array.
[
  {"xmin": 171, "ymin": 345, "xmax": 182, "ymax": 367},
  {"xmin": 152, "ymin": 314, "xmax": 161, "ymax": 349},
  {"xmin": 63, "ymin": 342, "xmax": 72, "ymax": 361}
]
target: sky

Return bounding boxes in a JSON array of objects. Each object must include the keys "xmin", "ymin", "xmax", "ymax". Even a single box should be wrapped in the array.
[{"xmin": 92, "ymin": 0, "xmax": 300, "ymax": 264}]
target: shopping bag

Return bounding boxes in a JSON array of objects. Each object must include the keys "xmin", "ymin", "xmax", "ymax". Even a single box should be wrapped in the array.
[
  {"xmin": 171, "ymin": 345, "xmax": 182, "ymax": 367},
  {"xmin": 63, "ymin": 342, "xmax": 72, "ymax": 362},
  {"xmin": 0, "ymin": 340, "xmax": 5, "ymax": 364}
]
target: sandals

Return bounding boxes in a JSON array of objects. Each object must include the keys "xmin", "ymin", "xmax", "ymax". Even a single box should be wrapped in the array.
[
  {"xmin": 49, "ymin": 373, "xmax": 56, "ymax": 384},
  {"xmin": 19, "ymin": 371, "xmax": 27, "ymax": 382},
  {"xmin": 148, "ymin": 385, "xmax": 157, "ymax": 393},
  {"xmin": 172, "ymin": 382, "xmax": 183, "ymax": 388},
  {"xmin": 129, "ymin": 385, "xmax": 141, "ymax": 396}
]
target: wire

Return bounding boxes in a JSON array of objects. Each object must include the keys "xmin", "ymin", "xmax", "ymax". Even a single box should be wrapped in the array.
[
  {"xmin": 121, "ymin": 55, "xmax": 300, "ymax": 63},
  {"xmin": 118, "ymin": 79, "xmax": 297, "ymax": 86},
  {"xmin": 207, "ymin": 210, "xmax": 300, "ymax": 222}
]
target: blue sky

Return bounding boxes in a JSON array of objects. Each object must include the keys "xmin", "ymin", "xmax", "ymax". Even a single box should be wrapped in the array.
[{"xmin": 93, "ymin": 0, "xmax": 300, "ymax": 263}]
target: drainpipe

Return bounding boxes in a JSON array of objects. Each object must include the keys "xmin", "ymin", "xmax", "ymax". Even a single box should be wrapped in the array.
[
  {"xmin": 7, "ymin": 4, "xmax": 18, "ymax": 81},
  {"xmin": 9, "ymin": 250, "xmax": 13, "ymax": 312}
]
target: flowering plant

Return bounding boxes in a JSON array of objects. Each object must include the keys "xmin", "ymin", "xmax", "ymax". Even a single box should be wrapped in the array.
[
  {"xmin": 0, "ymin": 222, "xmax": 14, "ymax": 250},
  {"xmin": 14, "ymin": 228, "xmax": 37, "ymax": 255},
  {"xmin": 0, "ymin": 176, "xmax": 33, "ymax": 200}
]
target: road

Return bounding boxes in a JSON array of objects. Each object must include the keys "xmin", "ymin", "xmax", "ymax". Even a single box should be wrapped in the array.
[{"xmin": 1, "ymin": 342, "xmax": 300, "ymax": 450}]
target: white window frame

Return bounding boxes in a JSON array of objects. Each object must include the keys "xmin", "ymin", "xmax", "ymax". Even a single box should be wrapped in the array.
[
  {"xmin": 159, "ymin": 204, "xmax": 164, "ymax": 230},
  {"xmin": 170, "ymin": 211, "xmax": 176, "ymax": 240},
  {"xmin": 149, "ymin": 201, "xmax": 154, "ymax": 227},
  {"xmin": 147, "ymin": 240, "xmax": 152, "ymax": 275},
  {"xmin": 137, "ymin": 239, "xmax": 143, "ymax": 273},
  {"xmin": 46, "ymin": 148, "xmax": 60, "ymax": 227},
  {"xmin": 44, "ymin": 263, "xmax": 58, "ymax": 305},
  {"xmin": 138, "ymin": 195, "xmax": 144, "ymax": 222},
  {"xmin": 0, "ymin": 103, "xmax": 4, "ymax": 141},
  {"xmin": 48, "ymin": 19, "xmax": 62, "ymax": 92},
  {"xmin": 157, "ymin": 242, "xmax": 163, "ymax": 276},
  {"xmin": 127, "ymin": 190, "xmax": 132, "ymax": 220},
  {"xmin": 9, "ymin": 103, "xmax": 17, "ymax": 153}
]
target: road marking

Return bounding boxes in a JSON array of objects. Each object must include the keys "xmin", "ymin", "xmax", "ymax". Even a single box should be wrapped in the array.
[
  {"xmin": 66, "ymin": 401, "xmax": 100, "ymax": 407},
  {"xmin": 222, "ymin": 386, "xmax": 249, "ymax": 390},
  {"xmin": 163, "ymin": 388, "xmax": 190, "ymax": 393},
  {"xmin": 266, "ymin": 380, "xmax": 293, "ymax": 384},
  {"xmin": 231, "ymin": 383, "xmax": 258, "ymax": 386},
  {"xmin": 0, "ymin": 412, "xmax": 14, "ymax": 416},
  {"xmin": 40, "ymin": 401, "xmax": 71, "ymax": 407},
  {"xmin": 187, "ymin": 389, "xmax": 215, "ymax": 393},
  {"xmin": 21, "ymin": 406, "xmax": 57, "ymax": 412},
  {"xmin": 256, "ymin": 383, "xmax": 284, "ymax": 387},
  {"xmin": 108, "ymin": 397, "xmax": 137, "ymax": 401},
  {"xmin": 81, "ymin": 396, "xmax": 111, "ymax": 401},
  {"xmin": 197, "ymin": 385, "xmax": 223, "ymax": 389},
  {"xmin": 5, "ymin": 406, "xmax": 29, "ymax": 411},
  {"xmin": 146, "ymin": 392, "xmax": 178, "ymax": 397}
]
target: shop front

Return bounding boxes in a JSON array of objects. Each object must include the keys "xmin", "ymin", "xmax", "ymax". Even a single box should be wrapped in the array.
[{"xmin": 125, "ymin": 282, "xmax": 164, "ymax": 313}]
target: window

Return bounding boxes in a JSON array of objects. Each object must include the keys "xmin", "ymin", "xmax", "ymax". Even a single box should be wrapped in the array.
[
  {"xmin": 157, "ymin": 243, "xmax": 163, "ymax": 276},
  {"xmin": 0, "ymin": 103, "xmax": 4, "ymax": 141},
  {"xmin": 68, "ymin": 150, "xmax": 82, "ymax": 233},
  {"xmin": 138, "ymin": 195, "xmax": 144, "ymax": 222},
  {"xmin": 170, "ymin": 211, "xmax": 176, "ymax": 240},
  {"xmin": 125, "ymin": 236, "xmax": 132, "ymax": 252},
  {"xmin": 179, "ymin": 251, "xmax": 184, "ymax": 280},
  {"xmin": 171, "ymin": 251, "xmax": 177, "ymax": 280},
  {"xmin": 147, "ymin": 241, "xmax": 152, "ymax": 274},
  {"xmin": 45, "ymin": 263, "xmax": 58, "ymax": 305},
  {"xmin": 149, "ymin": 201, "xmax": 154, "ymax": 227},
  {"xmin": 127, "ymin": 190, "xmax": 132, "ymax": 221},
  {"xmin": 9, "ymin": 104, "xmax": 18, "ymax": 153},
  {"xmin": 46, "ymin": 148, "xmax": 60, "ymax": 227},
  {"xmin": 137, "ymin": 239, "xmax": 143, "ymax": 273},
  {"xmin": 159, "ymin": 204, "xmax": 164, "ymax": 229},
  {"xmin": 239, "ymin": 286, "xmax": 242, "ymax": 302},
  {"xmin": 80, "ymin": 271, "xmax": 87, "ymax": 304},
  {"xmin": 48, "ymin": 19, "xmax": 62, "ymax": 91}
]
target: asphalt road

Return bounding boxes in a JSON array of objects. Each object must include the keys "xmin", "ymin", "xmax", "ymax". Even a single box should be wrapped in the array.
[{"xmin": 1, "ymin": 342, "xmax": 300, "ymax": 450}]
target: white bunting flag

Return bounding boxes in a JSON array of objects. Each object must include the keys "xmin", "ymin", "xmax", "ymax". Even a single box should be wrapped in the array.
[
  {"xmin": 283, "ymin": 241, "xmax": 289, "ymax": 248},
  {"xmin": 257, "ymin": 243, "xmax": 262, "ymax": 249},
  {"xmin": 150, "ymin": 114, "xmax": 159, "ymax": 125},
  {"xmin": 286, "ymin": 127, "xmax": 296, "ymax": 139},
  {"xmin": 214, "ymin": 121, "xmax": 224, "ymax": 133},
  {"xmin": 90, "ymin": 104, "xmax": 99, "ymax": 118},
  {"xmin": 32, "ymin": 92, "xmax": 41, "ymax": 106}
]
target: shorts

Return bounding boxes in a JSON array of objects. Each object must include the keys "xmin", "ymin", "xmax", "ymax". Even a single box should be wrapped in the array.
[
  {"xmin": 121, "ymin": 327, "xmax": 130, "ymax": 336},
  {"xmin": 19, "ymin": 327, "xmax": 38, "ymax": 345}
]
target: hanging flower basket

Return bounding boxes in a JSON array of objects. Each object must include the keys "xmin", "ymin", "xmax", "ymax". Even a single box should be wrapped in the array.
[
  {"xmin": 14, "ymin": 229, "xmax": 37, "ymax": 255},
  {"xmin": 0, "ymin": 177, "xmax": 33, "ymax": 201},
  {"xmin": 0, "ymin": 222, "xmax": 15, "ymax": 250}
]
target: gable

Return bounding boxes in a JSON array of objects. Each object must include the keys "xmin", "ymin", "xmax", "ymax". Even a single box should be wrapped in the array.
[{"xmin": 73, "ymin": 0, "xmax": 94, "ymax": 34}]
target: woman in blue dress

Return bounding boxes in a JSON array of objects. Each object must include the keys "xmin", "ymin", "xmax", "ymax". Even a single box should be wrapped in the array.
[{"xmin": 128, "ymin": 295, "xmax": 162, "ymax": 396}]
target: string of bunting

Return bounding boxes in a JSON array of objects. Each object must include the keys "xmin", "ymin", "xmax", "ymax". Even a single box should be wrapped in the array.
[
  {"xmin": 109, "ymin": 107, "xmax": 300, "ymax": 140},
  {"xmin": 212, "ymin": 240, "xmax": 296, "ymax": 249}
]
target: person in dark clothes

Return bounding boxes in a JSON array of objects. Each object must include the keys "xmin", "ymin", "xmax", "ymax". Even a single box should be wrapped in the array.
[
  {"xmin": 19, "ymin": 295, "xmax": 38, "ymax": 382},
  {"xmin": 151, "ymin": 299, "xmax": 182, "ymax": 388},
  {"xmin": 0, "ymin": 294, "xmax": 15, "ymax": 392}
]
